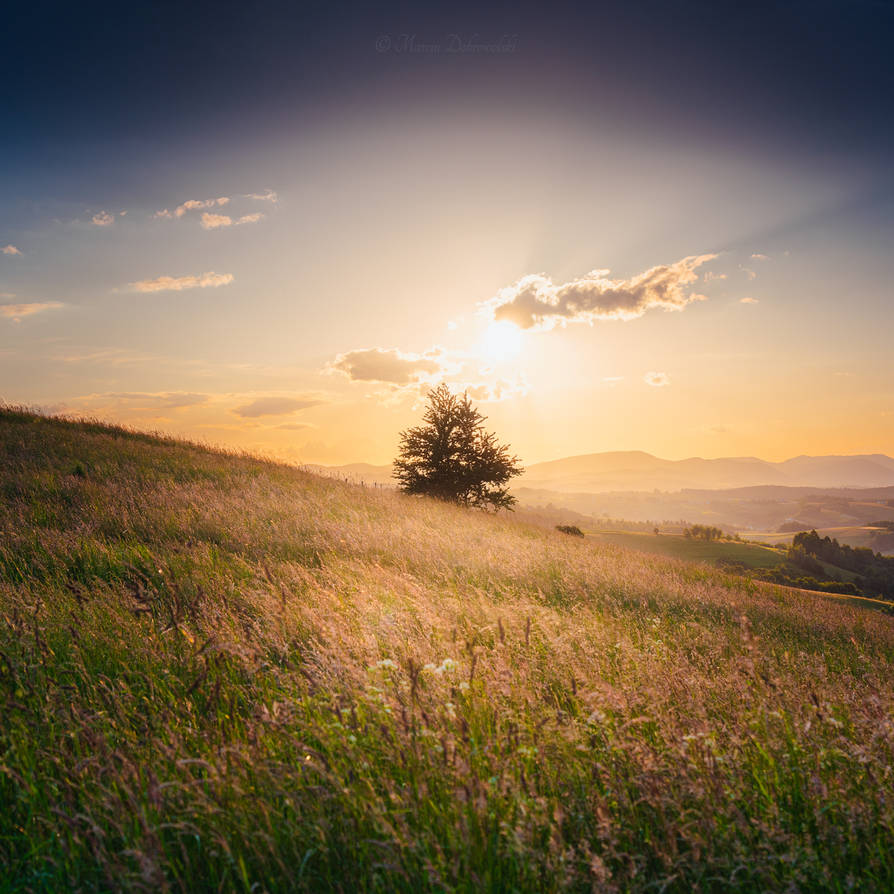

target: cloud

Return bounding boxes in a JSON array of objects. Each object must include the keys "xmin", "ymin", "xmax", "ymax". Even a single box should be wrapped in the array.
[
  {"xmin": 155, "ymin": 197, "xmax": 229, "ymax": 219},
  {"xmin": 486, "ymin": 254, "xmax": 715, "ymax": 330},
  {"xmin": 330, "ymin": 347, "xmax": 450, "ymax": 386},
  {"xmin": 276, "ymin": 422, "xmax": 314, "ymax": 430},
  {"xmin": 91, "ymin": 211, "xmax": 115, "ymax": 227},
  {"xmin": 245, "ymin": 189, "xmax": 278, "ymax": 203},
  {"xmin": 104, "ymin": 392, "xmax": 209, "ymax": 409},
  {"xmin": 454, "ymin": 377, "xmax": 528, "ymax": 402},
  {"xmin": 644, "ymin": 371, "xmax": 671, "ymax": 387},
  {"xmin": 0, "ymin": 301, "xmax": 63, "ymax": 321},
  {"xmin": 200, "ymin": 211, "xmax": 264, "ymax": 229},
  {"xmin": 2, "ymin": 245, "xmax": 21, "ymax": 256},
  {"xmin": 741, "ymin": 266, "xmax": 757, "ymax": 280},
  {"xmin": 704, "ymin": 271, "xmax": 727, "ymax": 281},
  {"xmin": 750, "ymin": 253, "xmax": 770, "ymax": 261},
  {"xmin": 740, "ymin": 296, "xmax": 759, "ymax": 304},
  {"xmin": 201, "ymin": 213, "xmax": 232, "ymax": 229},
  {"xmin": 128, "ymin": 271, "xmax": 234, "ymax": 292},
  {"xmin": 233, "ymin": 396, "xmax": 321, "ymax": 418}
]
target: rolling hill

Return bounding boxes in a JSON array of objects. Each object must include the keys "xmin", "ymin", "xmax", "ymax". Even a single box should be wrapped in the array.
[{"xmin": 2, "ymin": 407, "xmax": 893, "ymax": 892}]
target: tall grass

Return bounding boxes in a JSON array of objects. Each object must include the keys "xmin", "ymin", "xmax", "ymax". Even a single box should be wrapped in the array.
[{"xmin": 1, "ymin": 406, "xmax": 892, "ymax": 892}]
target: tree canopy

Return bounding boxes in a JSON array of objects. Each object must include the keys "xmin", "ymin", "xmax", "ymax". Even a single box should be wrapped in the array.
[{"xmin": 393, "ymin": 384, "xmax": 522, "ymax": 511}]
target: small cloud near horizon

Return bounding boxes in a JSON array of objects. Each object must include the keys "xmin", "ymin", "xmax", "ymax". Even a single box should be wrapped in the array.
[
  {"xmin": 103, "ymin": 391, "xmax": 209, "ymax": 409},
  {"xmin": 233, "ymin": 396, "xmax": 321, "ymax": 418},
  {"xmin": 330, "ymin": 347, "xmax": 448, "ymax": 386},
  {"xmin": 91, "ymin": 211, "xmax": 115, "ymax": 227},
  {"xmin": 128, "ymin": 271, "xmax": 234, "ymax": 293},
  {"xmin": 2, "ymin": 245, "xmax": 22, "ymax": 256},
  {"xmin": 644, "ymin": 371, "xmax": 671, "ymax": 387},
  {"xmin": 751, "ymin": 253, "xmax": 770, "ymax": 261},
  {"xmin": 740, "ymin": 297, "xmax": 759, "ymax": 304}
]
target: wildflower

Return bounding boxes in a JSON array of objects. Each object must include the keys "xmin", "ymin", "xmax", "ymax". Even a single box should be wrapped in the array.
[{"xmin": 369, "ymin": 658, "xmax": 397, "ymax": 672}]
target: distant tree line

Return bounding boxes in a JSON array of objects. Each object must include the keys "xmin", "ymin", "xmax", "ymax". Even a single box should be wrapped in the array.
[
  {"xmin": 788, "ymin": 529, "xmax": 894, "ymax": 599},
  {"xmin": 683, "ymin": 524, "xmax": 725, "ymax": 542}
]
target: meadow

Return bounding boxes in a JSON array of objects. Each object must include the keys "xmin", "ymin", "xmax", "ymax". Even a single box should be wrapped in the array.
[
  {"xmin": 583, "ymin": 530, "xmax": 788, "ymax": 570},
  {"xmin": 1, "ymin": 407, "xmax": 893, "ymax": 892}
]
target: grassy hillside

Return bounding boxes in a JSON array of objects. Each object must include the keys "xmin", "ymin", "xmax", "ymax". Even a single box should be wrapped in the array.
[
  {"xmin": 584, "ymin": 529, "xmax": 788, "ymax": 570},
  {"xmin": 1, "ymin": 407, "xmax": 893, "ymax": 892}
]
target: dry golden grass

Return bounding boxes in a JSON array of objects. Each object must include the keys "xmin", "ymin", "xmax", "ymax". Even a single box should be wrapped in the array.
[{"xmin": 1, "ymin": 406, "xmax": 892, "ymax": 891}]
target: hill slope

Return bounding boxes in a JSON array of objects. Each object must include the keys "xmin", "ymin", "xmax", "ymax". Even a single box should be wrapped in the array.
[{"xmin": 1, "ymin": 408, "xmax": 893, "ymax": 892}]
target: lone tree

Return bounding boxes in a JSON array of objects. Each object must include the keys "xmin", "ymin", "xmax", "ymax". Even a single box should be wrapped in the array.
[{"xmin": 393, "ymin": 384, "xmax": 522, "ymax": 511}]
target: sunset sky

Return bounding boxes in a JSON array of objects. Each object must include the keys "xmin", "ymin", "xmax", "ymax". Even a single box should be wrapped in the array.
[{"xmin": 2, "ymin": 0, "xmax": 893, "ymax": 465}]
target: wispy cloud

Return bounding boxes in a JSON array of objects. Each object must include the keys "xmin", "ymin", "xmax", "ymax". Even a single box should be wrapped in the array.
[
  {"xmin": 486, "ymin": 254, "xmax": 715, "ymax": 330},
  {"xmin": 2, "ymin": 245, "xmax": 21, "ymax": 256},
  {"xmin": 704, "ymin": 271, "xmax": 727, "ymax": 282},
  {"xmin": 0, "ymin": 301, "xmax": 63, "ymax": 321},
  {"xmin": 128, "ymin": 271, "xmax": 234, "ymax": 293},
  {"xmin": 454, "ymin": 378, "xmax": 528, "ymax": 402},
  {"xmin": 245, "ymin": 189, "xmax": 278, "ymax": 203},
  {"xmin": 740, "ymin": 297, "xmax": 759, "ymax": 304},
  {"xmin": 644, "ymin": 371, "xmax": 671, "ymax": 387},
  {"xmin": 155, "ymin": 197, "xmax": 230, "ymax": 220},
  {"xmin": 200, "ymin": 211, "xmax": 264, "ymax": 230},
  {"xmin": 91, "ymin": 211, "xmax": 115, "ymax": 227},
  {"xmin": 104, "ymin": 391, "xmax": 210, "ymax": 409},
  {"xmin": 750, "ymin": 253, "xmax": 770, "ymax": 261},
  {"xmin": 233, "ymin": 396, "xmax": 321, "ymax": 418}
]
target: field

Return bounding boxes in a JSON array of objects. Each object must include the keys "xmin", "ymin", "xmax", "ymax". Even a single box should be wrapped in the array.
[
  {"xmin": 584, "ymin": 530, "xmax": 788, "ymax": 570},
  {"xmin": 2, "ymin": 407, "xmax": 894, "ymax": 892},
  {"xmin": 749, "ymin": 526, "xmax": 894, "ymax": 555}
]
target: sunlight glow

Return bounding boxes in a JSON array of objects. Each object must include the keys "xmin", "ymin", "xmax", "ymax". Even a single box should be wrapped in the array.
[{"xmin": 482, "ymin": 320, "xmax": 523, "ymax": 362}]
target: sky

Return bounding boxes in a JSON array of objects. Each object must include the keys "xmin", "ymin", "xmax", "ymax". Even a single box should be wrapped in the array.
[{"xmin": 2, "ymin": 0, "xmax": 893, "ymax": 466}]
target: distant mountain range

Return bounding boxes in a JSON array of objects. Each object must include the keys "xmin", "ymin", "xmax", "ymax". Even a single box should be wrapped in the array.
[
  {"xmin": 311, "ymin": 451, "xmax": 894, "ymax": 493},
  {"xmin": 520, "ymin": 451, "xmax": 894, "ymax": 493}
]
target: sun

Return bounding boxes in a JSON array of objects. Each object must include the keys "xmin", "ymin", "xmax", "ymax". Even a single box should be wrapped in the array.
[{"xmin": 482, "ymin": 320, "xmax": 523, "ymax": 362}]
